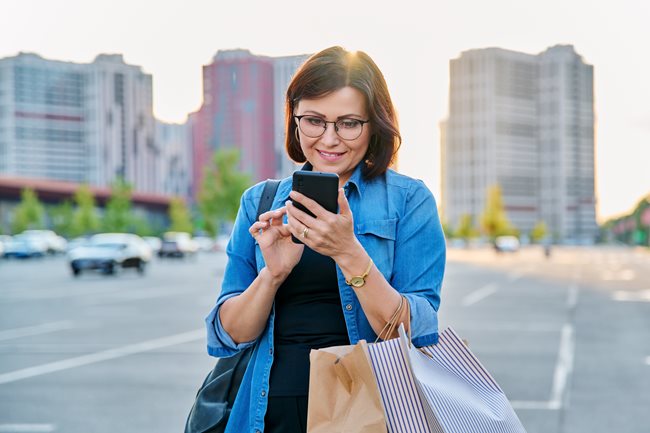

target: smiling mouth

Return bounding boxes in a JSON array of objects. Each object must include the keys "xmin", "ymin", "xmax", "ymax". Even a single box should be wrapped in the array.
[{"xmin": 317, "ymin": 150, "xmax": 346, "ymax": 159}]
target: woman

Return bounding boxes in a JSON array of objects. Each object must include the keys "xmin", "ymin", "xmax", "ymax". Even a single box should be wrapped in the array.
[{"xmin": 205, "ymin": 46, "xmax": 446, "ymax": 433}]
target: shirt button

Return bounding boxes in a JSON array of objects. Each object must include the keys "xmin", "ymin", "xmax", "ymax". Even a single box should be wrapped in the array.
[
  {"xmin": 269, "ymin": 348, "xmax": 273, "ymax": 355},
  {"xmin": 345, "ymin": 304, "xmax": 353, "ymax": 311},
  {"xmin": 261, "ymin": 390, "xmax": 266, "ymax": 397}
]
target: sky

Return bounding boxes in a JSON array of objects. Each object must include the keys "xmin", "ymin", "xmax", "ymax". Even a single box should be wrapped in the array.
[{"xmin": 1, "ymin": 0, "xmax": 649, "ymax": 222}]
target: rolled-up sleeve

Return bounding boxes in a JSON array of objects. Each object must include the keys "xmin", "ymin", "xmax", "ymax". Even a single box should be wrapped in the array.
[
  {"xmin": 205, "ymin": 187, "xmax": 260, "ymax": 358},
  {"xmin": 391, "ymin": 180, "xmax": 446, "ymax": 348}
]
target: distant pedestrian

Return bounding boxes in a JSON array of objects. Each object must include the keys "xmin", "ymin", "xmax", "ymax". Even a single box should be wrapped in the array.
[{"xmin": 204, "ymin": 46, "xmax": 446, "ymax": 433}]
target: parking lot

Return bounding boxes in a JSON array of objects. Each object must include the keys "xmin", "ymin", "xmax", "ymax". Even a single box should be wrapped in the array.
[{"xmin": 1, "ymin": 246, "xmax": 649, "ymax": 433}]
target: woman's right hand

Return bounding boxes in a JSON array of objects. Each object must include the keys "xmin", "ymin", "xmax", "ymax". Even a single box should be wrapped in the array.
[{"xmin": 248, "ymin": 207, "xmax": 304, "ymax": 282}]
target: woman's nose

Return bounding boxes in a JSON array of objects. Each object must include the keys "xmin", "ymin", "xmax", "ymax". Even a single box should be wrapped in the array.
[{"xmin": 320, "ymin": 123, "xmax": 340, "ymax": 145}]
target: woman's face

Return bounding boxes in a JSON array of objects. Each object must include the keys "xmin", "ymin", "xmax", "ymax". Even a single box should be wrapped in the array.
[{"xmin": 294, "ymin": 86, "xmax": 371, "ymax": 187}]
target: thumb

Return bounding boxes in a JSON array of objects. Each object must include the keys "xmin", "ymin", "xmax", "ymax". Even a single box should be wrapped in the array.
[{"xmin": 338, "ymin": 188, "xmax": 351, "ymax": 216}]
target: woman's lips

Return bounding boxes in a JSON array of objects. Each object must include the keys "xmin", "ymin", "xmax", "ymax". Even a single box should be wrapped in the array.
[{"xmin": 317, "ymin": 150, "xmax": 346, "ymax": 162}]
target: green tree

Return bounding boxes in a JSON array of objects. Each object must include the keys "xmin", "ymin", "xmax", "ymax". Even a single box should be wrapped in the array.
[
  {"xmin": 103, "ymin": 179, "xmax": 134, "ymax": 233},
  {"xmin": 480, "ymin": 185, "xmax": 514, "ymax": 241},
  {"xmin": 49, "ymin": 200, "xmax": 74, "ymax": 237},
  {"xmin": 168, "ymin": 197, "xmax": 193, "ymax": 233},
  {"xmin": 131, "ymin": 214, "xmax": 153, "ymax": 237},
  {"xmin": 198, "ymin": 149, "xmax": 252, "ymax": 236},
  {"xmin": 456, "ymin": 213, "xmax": 479, "ymax": 241},
  {"xmin": 11, "ymin": 188, "xmax": 45, "ymax": 233},
  {"xmin": 72, "ymin": 185, "xmax": 100, "ymax": 236},
  {"xmin": 530, "ymin": 221, "xmax": 548, "ymax": 244},
  {"xmin": 441, "ymin": 220, "xmax": 455, "ymax": 239}
]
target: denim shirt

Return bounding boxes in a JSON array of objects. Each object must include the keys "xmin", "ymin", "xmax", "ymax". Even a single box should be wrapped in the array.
[{"xmin": 204, "ymin": 162, "xmax": 446, "ymax": 433}]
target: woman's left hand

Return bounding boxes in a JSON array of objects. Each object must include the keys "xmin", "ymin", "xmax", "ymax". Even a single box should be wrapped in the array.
[{"xmin": 286, "ymin": 188, "xmax": 362, "ymax": 260}]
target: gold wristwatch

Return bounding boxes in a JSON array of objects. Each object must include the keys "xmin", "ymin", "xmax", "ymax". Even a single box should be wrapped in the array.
[{"xmin": 345, "ymin": 258, "xmax": 373, "ymax": 288}]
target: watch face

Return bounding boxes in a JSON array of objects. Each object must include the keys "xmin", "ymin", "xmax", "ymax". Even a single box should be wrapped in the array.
[{"xmin": 350, "ymin": 277, "xmax": 365, "ymax": 287}]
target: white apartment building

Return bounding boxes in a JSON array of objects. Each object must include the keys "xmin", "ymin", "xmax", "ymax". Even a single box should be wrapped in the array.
[
  {"xmin": 441, "ymin": 45, "xmax": 597, "ymax": 243},
  {"xmin": 0, "ymin": 52, "xmax": 159, "ymax": 193}
]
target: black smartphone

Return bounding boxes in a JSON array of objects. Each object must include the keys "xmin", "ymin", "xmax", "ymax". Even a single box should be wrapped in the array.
[{"xmin": 291, "ymin": 170, "xmax": 339, "ymax": 244}]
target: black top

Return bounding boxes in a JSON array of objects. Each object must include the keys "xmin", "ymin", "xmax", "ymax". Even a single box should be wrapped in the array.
[{"xmin": 268, "ymin": 246, "xmax": 349, "ymax": 396}]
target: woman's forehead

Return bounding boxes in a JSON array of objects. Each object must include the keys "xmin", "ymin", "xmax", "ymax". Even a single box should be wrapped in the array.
[{"xmin": 296, "ymin": 86, "xmax": 367, "ymax": 116}]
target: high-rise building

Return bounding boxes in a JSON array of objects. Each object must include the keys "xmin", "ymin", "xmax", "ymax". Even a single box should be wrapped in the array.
[
  {"xmin": 441, "ymin": 45, "xmax": 597, "ymax": 243},
  {"xmin": 0, "ymin": 52, "xmax": 158, "ymax": 193},
  {"xmin": 0, "ymin": 53, "xmax": 88, "ymax": 183},
  {"xmin": 273, "ymin": 54, "xmax": 310, "ymax": 178},
  {"xmin": 156, "ymin": 120, "xmax": 191, "ymax": 198},
  {"xmin": 87, "ymin": 54, "xmax": 158, "ymax": 193},
  {"xmin": 193, "ymin": 49, "xmax": 275, "ymax": 195}
]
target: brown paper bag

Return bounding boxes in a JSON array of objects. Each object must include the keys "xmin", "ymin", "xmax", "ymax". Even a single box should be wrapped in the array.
[{"xmin": 306, "ymin": 340, "xmax": 387, "ymax": 433}]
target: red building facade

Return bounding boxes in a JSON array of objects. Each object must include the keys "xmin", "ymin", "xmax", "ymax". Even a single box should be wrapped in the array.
[{"xmin": 192, "ymin": 50, "xmax": 275, "ymax": 199}]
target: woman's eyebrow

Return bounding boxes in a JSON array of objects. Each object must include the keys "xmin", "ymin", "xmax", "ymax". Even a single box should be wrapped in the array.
[{"xmin": 301, "ymin": 110, "xmax": 364, "ymax": 119}]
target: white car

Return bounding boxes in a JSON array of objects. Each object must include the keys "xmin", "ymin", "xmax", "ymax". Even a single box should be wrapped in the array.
[
  {"xmin": 21, "ymin": 230, "xmax": 67, "ymax": 254},
  {"xmin": 494, "ymin": 236, "xmax": 520, "ymax": 253},
  {"xmin": 67, "ymin": 233, "xmax": 152, "ymax": 276},
  {"xmin": 143, "ymin": 236, "xmax": 162, "ymax": 253}
]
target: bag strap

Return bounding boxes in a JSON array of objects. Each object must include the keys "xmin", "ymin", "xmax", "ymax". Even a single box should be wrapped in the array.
[
  {"xmin": 256, "ymin": 179, "xmax": 281, "ymax": 220},
  {"xmin": 375, "ymin": 295, "xmax": 411, "ymax": 343}
]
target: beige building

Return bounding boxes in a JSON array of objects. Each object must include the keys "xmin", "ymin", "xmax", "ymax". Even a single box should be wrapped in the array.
[{"xmin": 441, "ymin": 45, "xmax": 597, "ymax": 243}]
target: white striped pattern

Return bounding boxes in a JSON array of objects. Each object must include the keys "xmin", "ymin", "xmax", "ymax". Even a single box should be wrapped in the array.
[
  {"xmin": 367, "ymin": 338, "xmax": 433, "ymax": 433},
  {"xmin": 367, "ymin": 327, "xmax": 526, "ymax": 433}
]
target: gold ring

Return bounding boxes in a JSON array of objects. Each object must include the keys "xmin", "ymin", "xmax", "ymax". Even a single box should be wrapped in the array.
[{"xmin": 301, "ymin": 227, "xmax": 309, "ymax": 238}]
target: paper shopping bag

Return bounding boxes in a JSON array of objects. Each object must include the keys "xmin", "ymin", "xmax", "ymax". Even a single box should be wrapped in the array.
[
  {"xmin": 366, "ymin": 325, "xmax": 527, "ymax": 433},
  {"xmin": 307, "ymin": 340, "xmax": 387, "ymax": 433}
]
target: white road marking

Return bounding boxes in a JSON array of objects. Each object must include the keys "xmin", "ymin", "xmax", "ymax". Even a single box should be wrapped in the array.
[
  {"xmin": 612, "ymin": 290, "xmax": 650, "ymax": 302},
  {"xmin": 601, "ymin": 269, "xmax": 636, "ymax": 281},
  {"xmin": 0, "ymin": 322, "xmax": 74, "ymax": 342},
  {"xmin": 0, "ymin": 329, "xmax": 204, "ymax": 385},
  {"xmin": 511, "ymin": 322, "xmax": 575, "ymax": 411},
  {"xmin": 0, "ymin": 425, "xmax": 56, "ymax": 432},
  {"xmin": 548, "ymin": 323, "xmax": 575, "ymax": 409},
  {"xmin": 461, "ymin": 282, "xmax": 498, "ymax": 306}
]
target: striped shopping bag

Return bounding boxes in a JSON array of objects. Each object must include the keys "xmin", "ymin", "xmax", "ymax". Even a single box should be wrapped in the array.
[{"xmin": 366, "ymin": 325, "xmax": 526, "ymax": 433}]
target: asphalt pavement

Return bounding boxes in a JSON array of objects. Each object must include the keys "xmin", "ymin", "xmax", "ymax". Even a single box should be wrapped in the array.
[{"xmin": 0, "ymin": 245, "xmax": 648, "ymax": 433}]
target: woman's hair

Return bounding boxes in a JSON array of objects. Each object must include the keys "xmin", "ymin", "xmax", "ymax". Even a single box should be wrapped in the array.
[{"xmin": 285, "ymin": 46, "xmax": 401, "ymax": 179}]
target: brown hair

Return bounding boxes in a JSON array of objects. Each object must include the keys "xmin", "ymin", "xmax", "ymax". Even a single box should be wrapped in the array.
[{"xmin": 285, "ymin": 46, "xmax": 401, "ymax": 179}]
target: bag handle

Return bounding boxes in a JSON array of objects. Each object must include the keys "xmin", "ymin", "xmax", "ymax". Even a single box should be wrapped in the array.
[{"xmin": 374, "ymin": 295, "xmax": 411, "ymax": 343}]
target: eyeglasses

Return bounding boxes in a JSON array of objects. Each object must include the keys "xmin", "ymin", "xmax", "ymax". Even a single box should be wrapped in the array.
[{"xmin": 294, "ymin": 115, "xmax": 370, "ymax": 141}]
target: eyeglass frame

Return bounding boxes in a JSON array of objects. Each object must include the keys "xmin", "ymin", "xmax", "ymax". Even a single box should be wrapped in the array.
[{"xmin": 293, "ymin": 115, "xmax": 370, "ymax": 140}]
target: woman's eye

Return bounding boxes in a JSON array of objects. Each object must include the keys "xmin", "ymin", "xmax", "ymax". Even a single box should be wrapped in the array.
[
  {"xmin": 339, "ymin": 119, "xmax": 360, "ymax": 129},
  {"xmin": 306, "ymin": 117, "xmax": 324, "ymax": 126}
]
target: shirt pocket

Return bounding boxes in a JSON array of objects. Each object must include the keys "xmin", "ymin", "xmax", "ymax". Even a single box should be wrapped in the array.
[{"xmin": 355, "ymin": 218, "xmax": 397, "ymax": 281}]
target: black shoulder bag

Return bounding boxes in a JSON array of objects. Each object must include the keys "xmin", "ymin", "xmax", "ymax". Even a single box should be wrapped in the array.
[{"xmin": 184, "ymin": 179, "xmax": 281, "ymax": 433}]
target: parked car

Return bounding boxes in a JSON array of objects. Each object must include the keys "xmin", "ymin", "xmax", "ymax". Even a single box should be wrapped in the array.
[
  {"xmin": 193, "ymin": 235, "xmax": 216, "ymax": 252},
  {"xmin": 158, "ymin": 232, "xmax": 198, "ymax": 258},
  {"xmin": 143, "ymin": 236, "xmax": 162, "ymax": 254},
  {"xmin": 3, "ymin": 234, "xmax": 48, "ymax": 258},
  {"xmin": 494, "ymin": 235, "xmax": 520, "ymax": 253},
  {"xmin": 66, "ymin": 236, "xmax": 91, "ymax": 253},
  {"xmin": 67, "ymin": 233, "xmax": 152, "ymax": 276},
  {"xmin": 20, "ymin": 230, "xmax": 67, "ymax": 254},
  {"xmin": 0, "ymin": 235, "xmax": 12, "ymax": 257}
]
